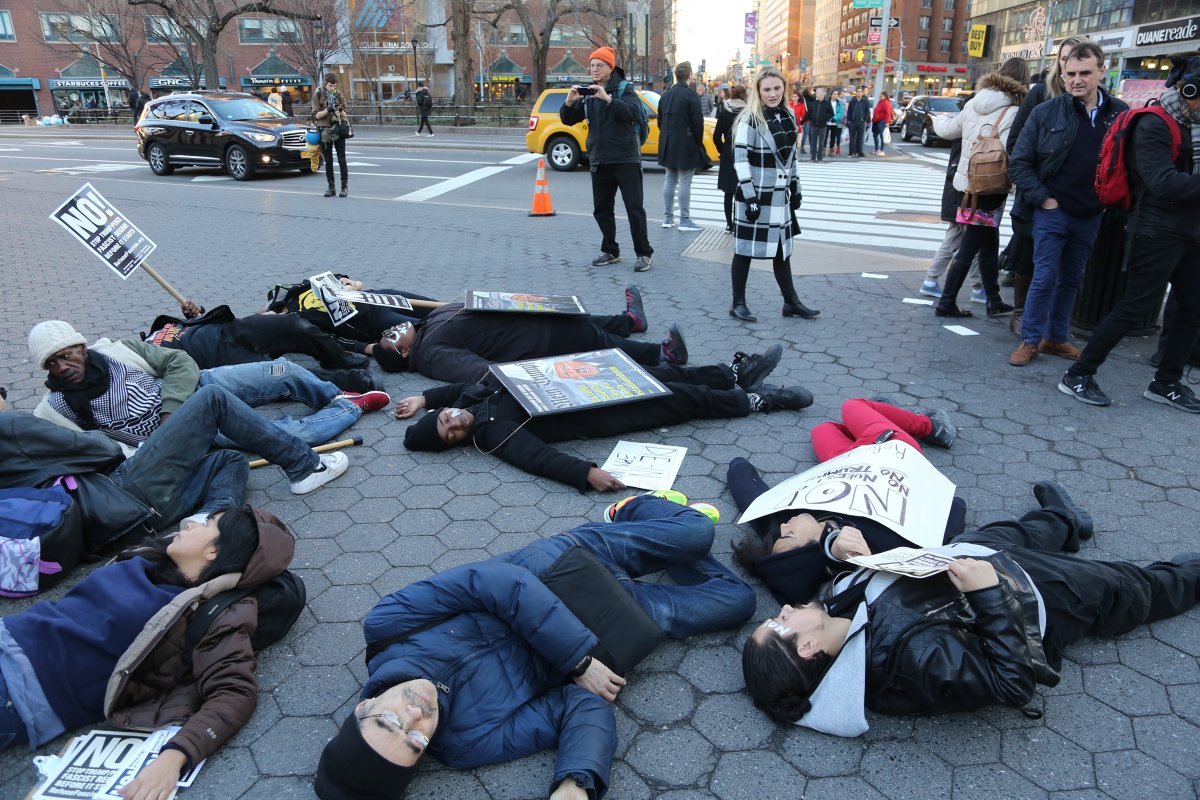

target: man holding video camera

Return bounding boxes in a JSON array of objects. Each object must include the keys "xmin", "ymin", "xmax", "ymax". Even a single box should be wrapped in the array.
[{"xmin": 561, "ymin": 46, "xmax": 655, "ymax": 273}]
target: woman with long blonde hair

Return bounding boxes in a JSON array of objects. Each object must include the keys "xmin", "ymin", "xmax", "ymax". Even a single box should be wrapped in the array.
[{"xmin": 728, "ymin": 68, "xmax": 819, "ymax": 322}]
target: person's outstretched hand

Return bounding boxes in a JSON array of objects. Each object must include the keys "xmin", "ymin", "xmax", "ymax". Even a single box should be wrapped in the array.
[
  {"xmin": 586, "ymin": 467, "xmax": 626, "ymax": 492},
  {"xmin": 947, "ymin": 558, "xmax": 998, "ymax": 592},
  {"xmin": 550, "ymin": 778, "xmax": 590, "ymax": 800},
  {"xmin": 180, "ymin": 299, "xmax": 203, "ymax": 319},
  {"xmin": 394, "ymin": 395, "xmax": 425, "ymax": 419},
  {"xmin": 574, "ymin": 657, "xmax": 626, "ymax": 701},
  {"xmin": 119, "ymin": 750, "xmax": 186, "ymax": 800}
]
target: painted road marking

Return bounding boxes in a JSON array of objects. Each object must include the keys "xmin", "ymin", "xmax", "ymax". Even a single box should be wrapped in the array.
[{"xmin": 393, "ymin": 166, "xmax": 510, "ymax": 202}]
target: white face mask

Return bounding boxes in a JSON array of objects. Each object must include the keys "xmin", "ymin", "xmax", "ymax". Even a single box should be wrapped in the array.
[{"xmin": 448, "ymin": 409, "xmax": 463, "ymax": 419}]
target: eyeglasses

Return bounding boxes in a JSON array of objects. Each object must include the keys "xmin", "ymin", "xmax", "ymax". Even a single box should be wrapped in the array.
[
  {"xmin": 360, "ymin": 711, "xmax": 430, "ymax": 753},
  {"xmin": 382, "ymin": 322, "xmax": 412, "ymax": 344}
]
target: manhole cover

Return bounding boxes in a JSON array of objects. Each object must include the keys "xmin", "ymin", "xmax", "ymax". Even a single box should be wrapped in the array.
[{"xmin": 877, "ymin": 211, "xmax": 942, "ymax": 224}]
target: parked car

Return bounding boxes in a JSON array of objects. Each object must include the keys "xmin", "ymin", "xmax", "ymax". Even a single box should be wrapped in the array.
[
  {"xmin": 135, "ymin": 91, "xmax": 315, "ymax": 180},
  {"xmin": 526, "ymin": 87, "xmax": 720, "ymax": 171},
  {"xmin": 890, "ymin": 98, "xmax": 914, "ymax": 132},
  {"xmin": 900, "ymin": 95, "xmax": 963, "ymax": 147}
]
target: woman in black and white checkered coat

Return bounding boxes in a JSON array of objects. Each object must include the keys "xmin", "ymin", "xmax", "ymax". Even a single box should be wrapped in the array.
[{"xmin": 729, "ymin": 68, "xmax": 820, "ymax": 323}]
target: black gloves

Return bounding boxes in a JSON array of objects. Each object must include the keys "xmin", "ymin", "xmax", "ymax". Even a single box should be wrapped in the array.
[
  {"xmin": 789, "ymin": 180, "xmax": 802, "ymax": 211},
  {"xmin": 745, "ymin": 198, "xmax": 761, "ymax": 223}
]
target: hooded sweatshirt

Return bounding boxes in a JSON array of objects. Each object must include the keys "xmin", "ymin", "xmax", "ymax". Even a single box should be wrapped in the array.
[{"xmin": 933, "ymin": 73, "xmax": 1027, "ymax": 193}]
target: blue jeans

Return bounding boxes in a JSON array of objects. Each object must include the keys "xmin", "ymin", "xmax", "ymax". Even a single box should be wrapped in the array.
[
  {"xmin": 505, "ymin": 497, "xmax": 754, "ymax": 639},
  {"xmin": 0, "ymin": 674, "xmax": 28, "ymax": 751},
  {"xmin": 1022, "ymin": 208, "xmax": 1102, "ymax": 345},
  {"xmin": 112, "ymin": 385, "xmax": 317, "ymax": 521},
  {"xmin": 872, "ymin": 120, "xmax": 887, "ymax": 151},
  {"xmin": 662, "ymin": 168, "xmax": 694, "ymax": 222},
  {"xmin": 198, "ymin": 358, "xmax": 360, "ymax": 446}
]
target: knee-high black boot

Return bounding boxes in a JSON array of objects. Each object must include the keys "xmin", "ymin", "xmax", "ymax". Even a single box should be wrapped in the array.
[
  {"xmin": 730, "ymin": 255, "xmax": 756, "ymax": 322},
  {"xmin": 774, "ymin": 256, "xmax": 819, "ymax": 319},
  {"xmin": 934, "ymin": 256, "xmax": 973, "ymax": 317}
]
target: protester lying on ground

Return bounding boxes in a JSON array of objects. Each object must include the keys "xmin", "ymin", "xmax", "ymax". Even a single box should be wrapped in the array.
[
  {"xmin": 396, "ymin": 351, "xmax": 808, "ymax": 492},
  {"xmin": 365, "ymin": 286, "xmax": 670, "ymax": 381},
  {"xmin": 740, "ymin": 483, "xmax": 1200, "ymax": 736},
  {"xmin": 145, "ymin": 297, "xmax": 379, "ymax": 393},
  {"xmin": 28, "ymin": 320, "xmax": 388, "ymax": 453},
  {"xmin": 265, "ymin": 275, "xmax": 436, "ymax": 358},
  {"xmin": 314, "ymin": 496, "xmax": 754, "ymax": 800},
  {"xmin": 0, "ymin": 506, "xmax": 296, "ymax": 800}
]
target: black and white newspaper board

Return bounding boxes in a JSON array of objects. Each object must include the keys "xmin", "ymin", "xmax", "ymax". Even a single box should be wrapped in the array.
[
  {"xmin": 487, "ymin": 348, "xmax": 671, "ymax": 417},
  {"xmin": 49, "ymin": 184, "xmax": 157, "ymax": 279},
  {"xmin": 737, "ymin": 441, "xmax": 955, "ymax": 548},
  {"xmin": 465, "ymin": 291, "xmax": 587, "ymax": 315},
  {"xmin": 309, "ymin": 271, "xmax": 359, "ymax": 327},
  {"xmin": 323, "ymin": 284, "xmax": 415, "ymax": 311},
  {"xmin": 29, "ymin": 726, "xmax": 203, "ymax": 800}
]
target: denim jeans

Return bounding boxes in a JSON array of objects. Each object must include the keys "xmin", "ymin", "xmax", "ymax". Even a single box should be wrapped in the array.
[
  {"xmin": 504, "ymin": 497, "xmax": 755, "ymax": 639},
  {"xmin": 198, "ymin": 358, "xmax": 360, "ymax": 446},
  {"xmin": 1022, "ymin": 208, "xmax": 1102, "ymax": 345},
  {"xmin": 0, "ymin": 675, "xmax": 27, "ymax": 751},
  {"xmin": 662, "ymin": 168, "xmax": 694, "ymax": 223},
  {"xmin": 872, "ymin": 120, "xmax": 887, "ymax": 151},
  {"xmin": 112, "ymin": 385, "xmax": 317, "ymax": 520}
]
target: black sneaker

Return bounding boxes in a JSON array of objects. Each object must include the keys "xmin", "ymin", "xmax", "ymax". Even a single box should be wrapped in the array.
[
  {"xmin": 634, "ymin": 255, "xmax": 653, "ymax": 273},
  {"xmin": 1058, "ymin": 373, "xmax": 1111, "ymax": 407},
  {"xmin": 1144, "ymin": 380, "xmax": 1200, "ymax": 413},
  {"xmin": 749, "ymin": 384, "xmax": 814, "ymax": 412},
  {"xmin": 923, "ymin": 409, "xmax": 956, "ymax": 448},
  {"xmin": 592, "ymin": 252, "xmax": 621, "ymax": 267},
  {"xmin": 624, "ymin": 285, "xmax": 647, "ymax": 334},
  {"xmin": 660, "ymin": 323, "xmax": 688, "ymax": 365},
  {"xmin": 1034, "ymin": 481, "xmax": 1093, "ymax": 541},
  {"xmin": 730, "ymin": 344, "xmax": 783, "ymax": 393}
]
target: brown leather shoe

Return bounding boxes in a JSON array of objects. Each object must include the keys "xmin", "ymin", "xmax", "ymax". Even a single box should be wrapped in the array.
[
  {"xmin": 1039, "ymin": 340, "xmax": 1081, "ymax": 360},
  {"xmin": 1009, "ymin": 343, "xmax": 1039, "ymax": 366}
]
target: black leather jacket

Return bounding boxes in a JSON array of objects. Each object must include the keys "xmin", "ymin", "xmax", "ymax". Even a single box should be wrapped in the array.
[
  {"xmin": 560, "ymin": 66, "xmax": 642, "ymax": 167},
  {"xmin": 1008, "ymin": 89, "xmax": 1128, "ymax": 220},
  {"xmin": 863, "ymin": 552, "xmax": 1058, "ymax": 717},
  {"xmin": 1128, "ymin": 112, "xmax": 1200, "ymax": 239}
]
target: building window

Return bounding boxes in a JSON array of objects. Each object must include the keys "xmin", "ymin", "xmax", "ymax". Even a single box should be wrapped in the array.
[
  {"xmin": 942, "ymin": 17, "xmax": 953, "ymax": 31},
  {"xmin": 504, "ymin": 24, "xmax": 527, "ymax": 46},
  {"xmin": 144, "ymin": 15, "xmax": 185, "ymax": 43},
  {"xmin": 918, "ymin": 36, "xmax": 929, "ymax": 51},
  {"xmin": 40, "ymin": 12, "xmax": 119, "ymax": 42},
  {"xmin": 962, "ymin": 40, "xmax": 969, "ymax": 55},
  {"xmin": 943, "ymin": 0, "xmax": 955, "ymax": 9},
  {"xmin": 0, "ymin": 10, "xmax": 14, "ymax": 41},
  {"xmin": 549, "ymin": 25, "xmax": 590, "ymax": 46},
  {"xmin": 919, "ymin": 16, "xmax": 931, "ymax": 29},
  {"xmin": 238, "ymin": 17, "xmax": 301, "ymax": 44},
  {"xmin": 939, "ymin": 38, "xmax": 951, "ymax": 53},
  {"xmin": 921, "ymin": 0, "xmax": 932, "ymax": 7}
]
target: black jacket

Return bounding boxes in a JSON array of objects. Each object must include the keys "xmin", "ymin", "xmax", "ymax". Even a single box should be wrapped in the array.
[
  {"xmin": 845, "ymin": 96, "xmax": 872, "ymax": 126},
  {"xmin": 1128, "ymin": 112, "xmax": 1200, "ymax": 239},
  {"xmin": 0, "ymin": 411, "xmax": 125, "ymax": 489},
  {"xmin": 862, "ymin": 551, "xmax": 1057, "ymax": 717},
  {"xmin": 808, "ymin": 98, "xmax": 834, "ymax": 128},
  {"xmin": 657, "ymin": 81, "xmax": 704, "ymax": 170},
  {"xmin": 713, "ymin": 100, "xmax": 743, "ymax": 194},
  {"xmin": 560, "ymin": 67, "xmax": 642, "ymax": 167},
  {"xmin": 1008, "ymin": 89, "xmax": 1128, "ymax": 220}
]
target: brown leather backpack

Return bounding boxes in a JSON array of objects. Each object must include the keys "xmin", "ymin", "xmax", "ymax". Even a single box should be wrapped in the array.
[{"xmin": 961, "ymin": 106, "xmax": 1012, "ymax": 212}]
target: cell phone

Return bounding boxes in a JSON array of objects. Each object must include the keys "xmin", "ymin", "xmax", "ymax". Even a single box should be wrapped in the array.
[{"xmin": 574, "ymin": 86, "xmax": 598, "ymax": 96}]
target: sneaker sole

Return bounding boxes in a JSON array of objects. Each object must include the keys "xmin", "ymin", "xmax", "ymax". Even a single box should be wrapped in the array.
[
  {"xmin": 677, "ymin": 225, "xmax": 701, "ymax": 232},
  {"xmin": 1144, "ymin": 389, "xmax": 1200, "ymax": 413},
  {"xmin": 918, "ymin": 289, "xmax": 942, "ymax": 297},
  {"xmin": 1058, "ymin": 381, "xmax": 1110, "ymax": 406},
  {"xmin": 290, "ymin": 454, "xmax": 350, "ymax": 495},
  {"xmin": 593, "ymin": 257, "xmax": 622, "ymax": 266}
]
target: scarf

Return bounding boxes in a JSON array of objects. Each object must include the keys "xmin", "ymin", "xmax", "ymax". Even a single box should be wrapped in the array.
[
  {"xmin": 1158, "ymin": 88, "xmax": 1200, "ymax": 175},
  {"xmin": 44, "ymin": 350, "xmax": 111, "ymax": 429},
  {"xmin": 764, "ymin": 104, "xmax": 797, "ymax": 166}
]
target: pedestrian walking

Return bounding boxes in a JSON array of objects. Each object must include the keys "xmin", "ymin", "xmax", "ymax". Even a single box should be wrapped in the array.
[
  {"xmin": 267, "ymin": 88, "xmax": 284, "ymax": 112},
  {"xmin": 560, "ymin": 45, "xmax": 654, "ymax": 273},
  {"xmin": 790, "ymin": 91, "xmax": 807, "ymax": 154},
  {"xmin": 921, "ymin": 94, "xmax": 983, "ymax": 300},
  {"xmin": 1059, "ymin": 52, "xmax": 1200, "ymax": 413},
  {"xmin": 932, "ymin": 58, "xmax": 1028, "ymax": 318},
  {"xmin": 871, "ymin": 92, "xmax": 893, "ymax": 154},
  {"xmin": 715, "ymin": 85, "xmax": 748, "ymax": 233},
  {"xmin": 659, "ymin": 61, "xmax": 706, "ymax": 232},
  {"xmin": 807, "ymin": 89, "xmax": 834, "ymax": 161},
  {"xmin": 825, "ymin": 89, "xmax": 845, "ymax": 156},
  {"xmin": 729, "ymin": 67, "xmax": 820, "ymax": 322},
  {"xmin": 799, "ymin": 88, "xmax": 815, "ymax": 155},
  {"xmin": 281, "ymin": 88, "xmax": 294, "ymax": 116},
  {"xmin": 1007, "ymin": 41, "xmax": 1128, "ymax": 366},
  {"xmin": 697, "ymin": 81, "xmax": 715, "ymax": 117},
  {"xmin": 415, "ymin": 83, "xmax": 434, "ymax": 136},
  {"xmin": 845, "ymin": 86, "xmax": 871, "ymax": 157},
  {"xmin": 313, "ymin": 74, "xmax": 350, "ymax": 198}
]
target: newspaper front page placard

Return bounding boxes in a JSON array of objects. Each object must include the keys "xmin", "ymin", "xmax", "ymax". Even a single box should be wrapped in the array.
[
  {"xmin": 49, "ymin": 184, "xmax": 157, "ymax": 279},
  {"xmin": 29, "ymin": 730, "xmax": 149, "ymax": 800},
  {"xmin": 844, "ymin": 547, "xmax": 959, "ymax": 579},
  {"xmin": 324, "ymin": 285, "xmax": 415, "ymax": 310},
  {"xmin": 309, "ymin": 271, "xmax": 358, "ymax": 326},
  {"xmin": 465, "ymin": 291, "xmax": 587, "ymax": 315},
  {"xmin": 736, "ymin": 441, "xmax": 955, "ymax": 549},
  {"xmin": 600, "ymin": 441, "xmax": 687, "ymax": 491},
  {"xmin": 487, "ymin": 349, "xmax": 671, "ymax": 417}
]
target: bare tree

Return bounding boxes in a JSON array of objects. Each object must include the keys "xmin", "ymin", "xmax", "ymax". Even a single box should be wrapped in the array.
[
  {"xmin": 39, "ymin": 0, "xmax": 172, "ymax": 97},
  {"xmin": 147, "ymin": 15, "xmax": 207, "ymax": 90},
  {"xmin": 487, "ymin": 0, "xmax": 597, "ymax": 95},
  {"xmin": 272, "ymin": 0, "xmax": 340, "ymax": 83},
  {"xmin": 127, "ymin": 0, "xmax": 319, "ymax": 90}
]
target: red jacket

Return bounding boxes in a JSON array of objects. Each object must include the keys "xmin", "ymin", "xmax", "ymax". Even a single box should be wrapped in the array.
[
  {"xmin": 872, "ymin": 98, "xmax": 893, "ymax": 124},
  {"xmin": 790, "ymin": 101, "xmax": 806, "ymax": 124}
]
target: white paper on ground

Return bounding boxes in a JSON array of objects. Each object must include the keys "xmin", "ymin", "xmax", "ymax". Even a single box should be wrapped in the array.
[
  {"xmin": 902, "ymin": 298, "xmax": 934, "ymax": 305},
  {"xmin": 861, "ymin": 272, "xmax": 889, "ymax": 279},
  {"xmin": 943, "ymin": 325, "xmax": 978, "ymax": 336},
  {"xmin": 600, "ymin": 441, "xmax": 687, "ymax": 491}
]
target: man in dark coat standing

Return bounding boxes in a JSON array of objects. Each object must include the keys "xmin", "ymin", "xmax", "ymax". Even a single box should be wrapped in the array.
[
  {"xmin": 658, "ymin": 61, "xmax": 706, "ymax": 232},
  {"xmin": 806, "ymin": 88, "xmax": 834, "ymax": 162},
  {"xmin": 845, "ymin": 86, "xmax": 872, "ymax": 158}
]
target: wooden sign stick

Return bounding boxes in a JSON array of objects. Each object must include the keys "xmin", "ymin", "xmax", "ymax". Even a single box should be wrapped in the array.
[
  {"xmin": 139, "ymin": 261, "xmax": 187, "ymax": 306},
  {"xmin": 248, "ymin": 435, "xmax": 362, "ymax": 469}
]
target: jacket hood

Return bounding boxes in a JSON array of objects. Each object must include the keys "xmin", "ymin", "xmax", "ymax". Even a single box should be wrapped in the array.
[
  {"xmin": 238, "ymin": 506, "xmax": 295, "ymax": 588},
  {"xmin": 724, "ymin": 99, "xmax": 746, "ymax": 112},
  {"xmin": 976, "ymin": 73, "xmax": 1027, "ymax": 108},
  {"xmin": 605, "ymin": 66, "xmax": 628, "ymax": 86}
]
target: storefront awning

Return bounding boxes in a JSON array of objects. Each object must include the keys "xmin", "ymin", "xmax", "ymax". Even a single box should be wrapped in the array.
[
  {"xmin": 241, "ymin": 75, "xmax": 312, "ymax": 86},
  {"xmin": 0, "ymin": 78, "xmax": 41, "ymax": 89},
  {"xmin": 50, "ymin": 77, "xmax": 130, "ymax": 89},
  {"xmin": 148, "ymin": 76, "xmax": 228, "ymax": 89}
]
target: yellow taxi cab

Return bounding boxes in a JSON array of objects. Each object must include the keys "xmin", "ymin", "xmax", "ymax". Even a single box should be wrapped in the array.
[{"xmin": 526, "ymin": 87, "xmax": 720, "ymax": 171}]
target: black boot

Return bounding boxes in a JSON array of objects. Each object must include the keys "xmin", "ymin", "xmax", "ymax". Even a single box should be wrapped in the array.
[
  {"xmin": 339, "ymin": 178, "xmax": 348, "ymax": 197},
  {"xmin": 748, "ymin": 384, "xmax": 814, "ymax": 412},
  {"xmin": 324, "ymin": 181, "xmax": 336, "ymax": 197},
  {"xmin": 782, "ymin": 293, "xmax": 820, "ymax": 319},
  {"xmin": 730, "ymin": 296, "xmax": 757, "ymax": 322}
]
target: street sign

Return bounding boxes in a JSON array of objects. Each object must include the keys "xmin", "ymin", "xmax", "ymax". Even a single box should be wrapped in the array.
[
  {"xmin": 870, "ymin": 16, "xmax": 901, "ymax": 28},
  {"xmin": 867, "ymin": 31, "xmax": 881, "ymax": 43},
  {"xmin": 852, "ymin": 0, "xmax": 883, "ymax": 7}
]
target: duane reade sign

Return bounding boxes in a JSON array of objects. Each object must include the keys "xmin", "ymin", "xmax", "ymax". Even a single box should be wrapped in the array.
[
  {"xmin": 1135, "ymin": 16, "xmax": 1199, "ymax": 47},
  {"xmin": 50, "ymin": 183, "xmax": 157, "ymax": 279}
]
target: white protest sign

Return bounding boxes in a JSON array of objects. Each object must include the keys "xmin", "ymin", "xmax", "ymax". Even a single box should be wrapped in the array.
[
  {"xmin": 49, "ymin": 183, "xmax": 157, "ymax": 279},
  {"xmin": 737, "ymin": 441, "xmax": 955, "ymax": 548},
  {"xmin": 323, "ymin": 285, "xmax": 414, "ymax": 311},
  {"xmin": 93, "ymin": 726, "xmax": 205, "ymax": 799},
  {"xmin": 30, "ymin": 729, "xmax": 149, "ymax": 800},
  {"xmin": 600, "ymin": 441, "xmax": 687, "ymax": 491},
  {"xmin": 309, "ymin": 271, "xmax": 358, "ymax": 327}
]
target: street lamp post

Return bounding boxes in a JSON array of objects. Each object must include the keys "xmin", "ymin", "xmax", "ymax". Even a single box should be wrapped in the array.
[{"xmin": 313, "ymin": 17, "xmax": 324, "ymax": 84}]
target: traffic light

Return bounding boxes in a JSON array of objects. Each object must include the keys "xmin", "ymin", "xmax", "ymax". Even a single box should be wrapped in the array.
[{"xmin": 855, "ymin": 48, "xmax": 866, "ymax": 63}]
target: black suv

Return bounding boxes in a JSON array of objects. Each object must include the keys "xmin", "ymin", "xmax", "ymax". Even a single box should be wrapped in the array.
[{"xmin": 135, "ymin": 91, "xmax": 313, "ymax": 180}]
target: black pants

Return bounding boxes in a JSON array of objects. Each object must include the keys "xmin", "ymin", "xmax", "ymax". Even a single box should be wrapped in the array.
[
  {"xmin": 216, "ymin": 315, "xmax": 350, "ymax": 370},
  {"xmin": 723, "ymin": 192, "xmax": 734, "ymax": 227},
  {"xmin": 591, "ymin": 162, "xmax": 653, "ymax": 259},
  {"xmin": 1009, "ymin": 222, "xmax": 1035, "ymax": 278},
  {"xmin": 941, "ymin": 223, "xmax": 1001, "ymax": 306},
  {"xmin": 322, "ymin": 135, "xmax": 347, "ymax": 183},
  {"xmin": 418, "ymin": 112, "xmax": 432, "ymax": 134},
  {"xmin": 847, "ymin": 122, "xmax": 865, "ymax": 156},
  {"xmin": 953, "ymin": 512, "xmax": 1199, "ymax": 665},
  {"xmin": 1071, "ymin": 233, "xmax": 1200, "ymax": 385},
  {"xmin": 826, "ymin": 126, "xmax": 842, "ymax": 149},
  {"xmin": 731, "ymin": 247, "xmax": 797, "ymax": 303}
]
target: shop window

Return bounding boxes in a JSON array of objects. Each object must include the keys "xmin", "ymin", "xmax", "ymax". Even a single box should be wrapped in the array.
[
  {"xmin": 238, "ymin": 17, "xmax": 301, "ymax": 44},
  {"xmin": 918, "ymin": 36, "xmax": 929, "ymax": 51},
  {"xmin": 41, "ymin": 12, "xmax": 118, "ymax": 43},
  {"xmin": 939, "ymin": 38, "xmax": 951, "ymax": 53},
  {"xmin": 0, "ymin": 10, "xmax": 14, "ymax": 41},
  {"xmin": 942, "ymin": 17, "xmax": 953, "ymax": 31},
  {"xmin": 919, "ymin": 16, "xmax": 931, "ymax": 29}
]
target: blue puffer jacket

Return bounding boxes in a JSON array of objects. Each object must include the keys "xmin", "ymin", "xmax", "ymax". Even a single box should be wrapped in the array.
[{"xmin": 362, "ymin": 533, "xmax": 615, "ymax": 797}]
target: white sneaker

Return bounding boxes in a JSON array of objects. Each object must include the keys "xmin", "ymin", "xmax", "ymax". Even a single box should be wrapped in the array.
[
  {"xmin": 677, "ymin": 220, "xmax": 702, "ymax": 232},
  {"xmin": 290, "ymin": 451, "xmax": 349, "ymax": 495},
  {"xmin": 662, "ymin": 220, "xmax": 675, "ymax": 228}
]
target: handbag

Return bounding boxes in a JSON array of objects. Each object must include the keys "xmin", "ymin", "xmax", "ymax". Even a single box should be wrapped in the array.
[
  {"xmin": 338, "ymin": 120, "xmax": 353, "ymax": 139},
  {"xmin": 56, "ymin": 473, "xmax": 156, "ymax": 553}
]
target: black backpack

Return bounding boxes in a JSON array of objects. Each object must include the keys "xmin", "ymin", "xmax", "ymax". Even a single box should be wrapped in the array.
[{"xmin": 178, "ymin": 570, "xmax": 306, "ymax": 677}]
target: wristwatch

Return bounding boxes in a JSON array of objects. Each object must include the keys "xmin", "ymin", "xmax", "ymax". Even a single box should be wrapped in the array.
[{"xmin": 568, "ymin": 655, "xmax": 592, "ymax": 678}]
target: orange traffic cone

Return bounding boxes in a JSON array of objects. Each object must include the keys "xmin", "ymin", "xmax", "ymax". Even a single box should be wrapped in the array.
[{"xmin": 528, "ymin": 158, "xmax": 557, "ymax": 217}]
